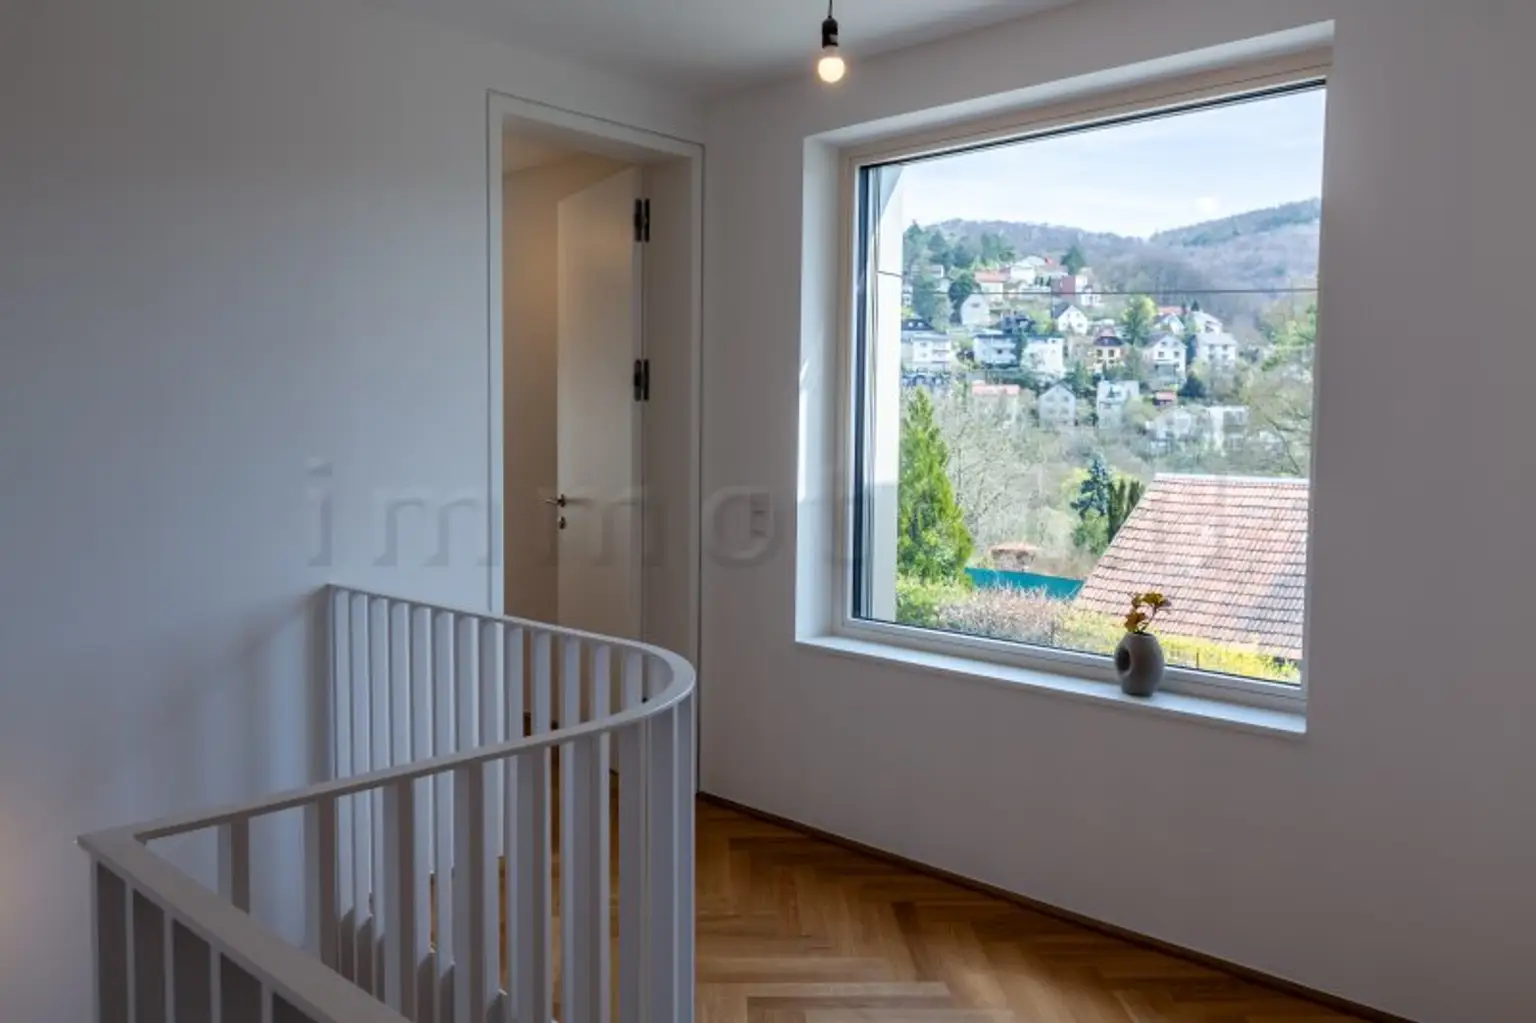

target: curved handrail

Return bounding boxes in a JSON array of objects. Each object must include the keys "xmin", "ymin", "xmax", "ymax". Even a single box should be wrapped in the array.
[
  {"xmin": 79, "ymin": 584, "xmax": 697, "ymax": 1023},
  {"xmin": 88, "ymin": 584, "xmax": 696, "ymax": 845}
]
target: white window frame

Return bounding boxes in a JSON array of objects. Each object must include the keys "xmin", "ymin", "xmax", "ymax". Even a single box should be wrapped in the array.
[{"xmin": 830, "ymin": 52, "xmax": 1331, "ymax": 714}]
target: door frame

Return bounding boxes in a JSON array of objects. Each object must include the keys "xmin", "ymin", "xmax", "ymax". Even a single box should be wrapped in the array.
[{"xmin": 485, "ymin": 90, "xmax": 705, "ymax": 675}]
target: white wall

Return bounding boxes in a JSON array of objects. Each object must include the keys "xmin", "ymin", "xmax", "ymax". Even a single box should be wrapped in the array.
[
  {"xmin": 0, "ymin": 0, "xmax": 699, "ymax": 1016},
  {"xmin": 701, "ymin": 1, "xmax": 1536, "ymax": 1019},
  {"xmin": 504, "ymin": 154, "xmax": 628, "ymax": 623}
]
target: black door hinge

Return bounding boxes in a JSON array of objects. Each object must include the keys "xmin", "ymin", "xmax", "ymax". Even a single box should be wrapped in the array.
[
  {"xmin": 633, "ymin": 358, "xmax": 650, "ymax": 402},
  {"xmin": 633, "ymin": 198, "xmax": 651, "ymax": 243}
]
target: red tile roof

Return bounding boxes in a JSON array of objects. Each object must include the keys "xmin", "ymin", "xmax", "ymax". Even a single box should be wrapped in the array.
[{"xmin": 1074, "ymin": 475, "xmax": 1309, "ymax": 660}]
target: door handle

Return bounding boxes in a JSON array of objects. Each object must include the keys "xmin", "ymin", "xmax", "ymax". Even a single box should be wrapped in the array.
[{"xmin": 544, "ymin": 494, "xmax": 567, "ymax": 508}]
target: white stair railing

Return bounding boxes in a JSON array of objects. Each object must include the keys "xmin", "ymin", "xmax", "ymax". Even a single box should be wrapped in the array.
[{"xmin": 80, "ymin": 584, "xmax": 697, "ymax": 1023}]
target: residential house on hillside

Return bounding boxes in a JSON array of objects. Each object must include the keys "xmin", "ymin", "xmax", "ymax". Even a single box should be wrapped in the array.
[
  {"xmin": 1147, "ymin": 333, "xmax": 1187, "ymax": 385},
  {"xmin": 1050, "ymin": 273, "xmax": 1102, "ymax": 310},
  {"xmin": 974, "ymin": 330, "xmax": 1018, "ymax": 368},
  {"xmin": 959, "ymin": 293, "xmax": 992, "ymax": 328},
  {"xmin": 1188, "ymin": 310, "xmax": 1225, "ymax": 334},
  {"xmin": 1194, "ymin": 331, "xmax": 1240, "ymax": 371},
  {"xmin": 1155, "ymin": 311, "xmax": 1185, "ymax": 333},
  {"xmin": 1207, "ymin": 405, "xmax": 1251, "ymax": 451},
  {"xmin": 970, "ymin": 382, "xmax": 1024, "ymax": 423},
  {"xmin": 1075, "ymin": 475, "xmax": 1309, "ymax": 662},
  {"xmin": 1038, "ymin": 383, "xmax": 1078, "ymax": 429},
  {"xmin": 1091, "ymin": 334, "xmax": 1126, "ymax": 371},
  {"xmin": 1009, "ymin": 256, "xmax": 1046, "ymax": 284},
  {"xmin": 1023, "ymin": 336, "xmax": 1065, "ymax": 380},
  {"xmin": 903, "ymin": 331, "xmax": 953, "ymax": 373},
  {"xmin": 1146, "ymin": 406, "xmax": 1201, "ymax": 449},
  {"xmin": 973, "ymin": 269, "xmax": 1010, "ymax": 305},
  {"xmin": 1054, "ymin": 303, "xmax": 1090, "ymax": 335},
  {"xmin": 1096, "ymin": 379, "xmax": 1141, "ymax": 428}
]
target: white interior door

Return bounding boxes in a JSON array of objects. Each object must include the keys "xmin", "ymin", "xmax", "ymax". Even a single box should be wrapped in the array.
[{"xmin": 556, "ymin": 166, "xmax": 643, "ymax": 640}]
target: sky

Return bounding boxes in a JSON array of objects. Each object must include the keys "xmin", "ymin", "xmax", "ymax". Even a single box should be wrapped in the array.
[{"xmin": 897, "ymin": 88, "xmax": 1328, "ymax": 239}]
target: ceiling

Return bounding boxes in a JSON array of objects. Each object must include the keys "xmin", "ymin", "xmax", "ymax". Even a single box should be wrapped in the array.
[
  {"xmin": 501, "ymin": 133, "xmax": 580, "ymax": 172},
  {"xmin": 364, "ymin": 0, "xmax": 1073, "ymax": 97}
]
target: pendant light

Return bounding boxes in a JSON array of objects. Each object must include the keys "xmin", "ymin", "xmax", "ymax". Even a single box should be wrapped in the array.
[{"xmin": 817, "ymin": 1, "xmax": 846, "ymax": 84}]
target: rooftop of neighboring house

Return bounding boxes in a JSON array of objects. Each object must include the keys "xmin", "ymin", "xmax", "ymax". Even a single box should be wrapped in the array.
[
  {"xmin": 973, "ymin": 269, "xmax": 1011, "ymax": 284},
  {"xmin": 1040, "ymin": 383, "xmax": 1075, "ymax": 400},
  {"xmin": 971, "ymin": 382, "xmax": 1021, "ymax": 397},
  {"xmin": 1199, "ymin": 331, "xmax": 1241, "ymax": 348},
  {"xmin": 1053, "ymin": 301, "xmax": 1086, "ymax": 317},
  {"xmin": 1094, "ymin": 334, "xmax": 1125, "ymax": 348},
  {"xmin": 1075, "ymin": 475, "xmax": 1308, "ymax": 660}
]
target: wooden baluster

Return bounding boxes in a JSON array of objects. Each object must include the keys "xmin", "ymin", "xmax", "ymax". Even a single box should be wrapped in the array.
[
  {"xmin": 502, "ymin": 626, "xmax": 525, "ymax": 1008},
  {"xmin": 305, "ymin": 796, "xmax": 339, "ymax": 971},
  {"xmin": 409, "ymin": 606, "xmax": 434, "ymax": 1022},
  {"xmin": 382, "ymin": 780, "xmax": 418, "ymax": 1018},
  {"xmin": 645, "ymin": 702, "xmax": 681, "ymax": 1023},
  {"xmin": 432, "ymin": 611, "xmax": 456, "ymax": 1022},
  {"xmin": 586, "ymin": 645, "xmax": 613, "ymax": 1023},
  {"xmin": 617, "ymin": 651, "xmax": 647, "ymax": 1023},
  {"xmin": 476, "ymin": 619, "xmax": 504, "ymax": 1015},
  {"xmin": 453, "ymin": 763, "xmax": 491, "ymax": 1023},
  {"xmin": 218, "ymin": 819, "xmax": 251, "ymax": 914},
  {"xmin": 370, "ymin": 598, "xmax": 390, "ymax": 994},
  {"xmin": 559, "ymin": 637, "xmax": 584, "ymax": 1022},
  {"xmin": 514, "ymin": 632, "xmax": 553, "ymax": 1023},
  {"xmin": 350, "ymin": 594, "xmax": 372, "ymax": 993},
  {"xmin": 333, "ymin": 594, "xmax": 354, "ymax": 980}
]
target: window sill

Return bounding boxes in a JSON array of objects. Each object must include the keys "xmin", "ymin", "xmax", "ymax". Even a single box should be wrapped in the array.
[{"xmin": 798, "ymin": 634, "xmax": 1308, "ymax": 739}]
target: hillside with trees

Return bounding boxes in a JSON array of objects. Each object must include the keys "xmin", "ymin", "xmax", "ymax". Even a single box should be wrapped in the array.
[{"xmin": 918, "ymin": 198, "xmax": 1320, "ymax": 334}]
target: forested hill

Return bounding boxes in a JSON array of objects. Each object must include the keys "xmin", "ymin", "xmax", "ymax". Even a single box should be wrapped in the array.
[
  {"xmin": 929, "ymin": 198, "xmax": 1322, "ymax": 324},
  {"xmin": 1150, "ymin": 198, "xmax": 1321, "ymax": 248}
]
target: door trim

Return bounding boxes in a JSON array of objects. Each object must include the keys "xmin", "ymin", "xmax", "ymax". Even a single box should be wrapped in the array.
[{"xmin": 485, "ymin": 90, "xmax": 705, "ymax": 679}]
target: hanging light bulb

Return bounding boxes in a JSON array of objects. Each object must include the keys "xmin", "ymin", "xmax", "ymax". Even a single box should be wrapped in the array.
[{"xmin": 817, "ymin": 1, "xmax": 846, "ymax": 83}]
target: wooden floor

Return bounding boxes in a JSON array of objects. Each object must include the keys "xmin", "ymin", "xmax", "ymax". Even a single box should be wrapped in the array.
[{"xmin": 696, "ymin": 800, "xmax": 1365, "ymax": 1023}]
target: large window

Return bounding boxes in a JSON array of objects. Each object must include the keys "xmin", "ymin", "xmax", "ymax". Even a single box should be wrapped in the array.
[{"xmin": 848, "ymin": 82, "xmax": 1326, "ymax": 690}]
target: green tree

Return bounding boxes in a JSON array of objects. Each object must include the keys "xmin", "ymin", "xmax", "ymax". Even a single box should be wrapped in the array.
[
  {"xmin": 1107, "ymin": 477, "xmax": 1145, "ymax": 542},
  {"xmin": 949, "ymin": 239, "xmax": 978, "ymax": 270},
  {"xmin": 925, "ymin": 229, "xmax": 952, "ymax": 269},
  {"xmin": 1120, "ymin": 295, "xmax": 1158, "ymax": 346},
  {"xmin": 1179, "ymin": 372, "xmax": 1209, "ymax": 401},
  {"xmin": 898, "ymin": 389, "xmax": 974, "ymax": 584},
  {"xmin": 1066, "ymin": 360, "xmax": 1096, "ymax": 400},
  {"xmin": 903, "ymin": 222, "xmax": 927, "ymax": 273},
  {"xmin": 980, "ymin": 231, "xmax": 1017, "ymax": 267},
  {"xmin": 1262, "ymin": 301, "xmax": 1319, "ymax": 370},
  {"xmin": 947, "ymin": 268, "xmax": 979, "ymax": 309},
  {"xmin": 1071, "ymin": 453, "xmax": 1114, "ymax": 522},
  {"xmin": 911, "ymin": 276, "xmax": 951, "ymax": 328},
  {"xmin": 1062, "ymin": 241, "xmax": 1088, "ymax": 276}
]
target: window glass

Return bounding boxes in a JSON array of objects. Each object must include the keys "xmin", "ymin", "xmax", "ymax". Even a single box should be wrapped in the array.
[{"xmin": 853, "ymin": 86, "xmax": 1327, "ymax": 685}]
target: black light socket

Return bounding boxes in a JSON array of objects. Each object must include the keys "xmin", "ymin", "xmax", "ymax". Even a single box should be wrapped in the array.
[{"xmin": 822, "ymin": 15, "xmax": 839, "ymax": 50}]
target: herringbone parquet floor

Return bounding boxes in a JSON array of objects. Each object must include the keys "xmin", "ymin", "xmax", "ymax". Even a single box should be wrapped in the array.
[{"xmin": 696, "ymin": 800, "xmax": 1365, "ymax": 1023}]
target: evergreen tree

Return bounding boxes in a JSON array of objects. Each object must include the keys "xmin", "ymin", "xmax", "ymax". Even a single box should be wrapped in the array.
[
  {"xmin": 1062, "ymin": 241, "xmax": 1088, "ymax": 276},
  {"xmin": 911, "ymin": 277, "xmax": 951, "ymax": 328},
  {"xmin": 947, "ymin": 268, "xmax": 979, "ymax": 309},
  {"xmin": 1107, "ymin": 477, "xmax": 1146, "ymax": 542},
  {"xmin": 1066, "ymin": 360, "xmax": 1097, "ymax": 400},
  {"xmin": 1072, "ymin": 453, "xmax": 1114, "ymax": 522},
  {"xmin": 898, "ymin": 390, "xmax": 974, "ymax": 584},
  {"xmin": 1179, "ymin": 372, "xmax": 1208, "ymax": 401},
  {"xmin": 980, "ymin": 231, "xmax": 1017, "ymax": 267}
]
